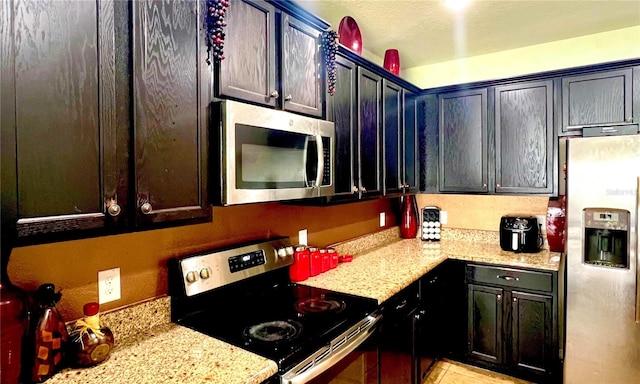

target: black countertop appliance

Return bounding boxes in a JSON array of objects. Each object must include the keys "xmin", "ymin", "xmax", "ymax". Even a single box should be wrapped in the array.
[{"xmin": 499, "ymin": 215, "xmax": 543, "ymax": 253}]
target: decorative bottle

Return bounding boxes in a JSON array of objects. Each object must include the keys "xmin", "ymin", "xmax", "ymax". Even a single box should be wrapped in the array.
[
  {"xmin": 30, "ymin": 284, "xmax": 68, "ymax": 383},
  {"xmin": 0, "ymin": 251, "xmax": 29, "ymax": 384},
  {"xmin": 69, "ymin": 302, "xmax": 114, "ymax": 366},
  {"xmin": 400, "ymin": 194, "xmax": 418, "ymax": 239}
]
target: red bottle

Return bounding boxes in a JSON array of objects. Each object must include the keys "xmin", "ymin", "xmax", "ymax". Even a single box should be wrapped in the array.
[
  {"xmin": 30, "ymin": 284, "xmax": 68, "ymax": 383},
  {"xmin": 400, "ymin": 195, "xmax": 418, "ymax": 239}
]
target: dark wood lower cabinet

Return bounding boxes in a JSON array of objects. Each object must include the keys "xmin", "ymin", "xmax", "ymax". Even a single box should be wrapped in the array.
[{"xmin": 466, "ymin": 264, "xmax": 557, "ymax": 382}]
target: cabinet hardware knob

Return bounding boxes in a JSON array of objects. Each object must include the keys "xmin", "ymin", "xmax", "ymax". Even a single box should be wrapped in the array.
[
  {"xmin": 140, "ymin": 202, "xmax": 153, "ymax": 215},
  {"xmin": 352, "ymin": 185, "xmax": 359, "ymax": 194},
  {"xmin": 270, "ymin": 91, "xmax": 279, "ymax": 98},
  {"xmin": 496, "ymin": 183, "xmax": 501, "ymax": 188},
  {"xmin": 361, "ymin": 187, "xmax": 367, "ymax": 193},
  {"xmin": 107, "ymin": 202, "xmax": 121, "ymax": 217},
  {"xmin": 482, "ymin": 183, "xmax": 487, "ymax": 188},
  {"xmin": 285, "ymin": 94, "xmax": 292, "ymax": 101},
  {"xmin": 628, "ymin": 116, "xmax": 633, "ymax": 122},
  {"xmin": 513, "ymin": 297, "xmax": 517, "ymax": 302},
  {"xmin": 497, "ymin": 294, "xmax": 502, "ymax": 301}
]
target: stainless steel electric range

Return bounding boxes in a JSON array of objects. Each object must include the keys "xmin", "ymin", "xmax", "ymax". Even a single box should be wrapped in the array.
[{"xmin": 169, "ymin": 237, "xmax": 380, "ymax": 384}]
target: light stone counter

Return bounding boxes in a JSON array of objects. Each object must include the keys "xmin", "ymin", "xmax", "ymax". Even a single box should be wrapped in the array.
[
  {"xmin": 45, "ymin": 227, "xmax": 560, "ymax": 383},
  {"xmin": 305, "ymin": 229, "xmax": 561, "ymax": 304}
]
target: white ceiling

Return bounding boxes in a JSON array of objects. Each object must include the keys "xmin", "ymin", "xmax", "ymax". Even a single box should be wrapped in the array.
[{"xmin": 297, "ymin": 0, "xmax": 640, "ymax": 69}]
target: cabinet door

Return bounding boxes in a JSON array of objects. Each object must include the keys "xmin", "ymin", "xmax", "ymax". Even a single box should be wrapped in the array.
[
  {"xmin": 403, "ymin": 91, "xmax": 419, "ymax": 193},
  {"xmin": 133, "ymin": 0, "xmax": 210, "ymax": 226},
  {"xmin": 439, "ymin": 89, "xmax": 488, "ymax": 193},
  {"xmin": 382, "ymin": 80, "xmax": 403, "ymax": 196},
  {"xmin": 1, "ymin": 0, "xmax": 122, "ymax": 240},
  {"xmin": 357, "ymin": 68, "xmax": 382, "ymax": 198},
  {"xmin": 510, "ymin": 291, "xmax": 553, "ymax": 376},
  {"xmin": 468, "ymin": 284, "xmax": 503, "ymax": 365},
  {"xmin": 281, "ymin": 14, "xmax": 323, "ymax": 117},
  {"xmin": 494, "ymin": 80, "xmax": 554, "ymax": 194},
  {"xmin": 217, "ymin": 0, "xmax": 276, "ymax": 107},
  {"xmin": 331, "ymin": 54, "xmax": 357, "ymax": 197},
  {"xmin": 562, "ymin": 68, "xmax": 633, "ymax": 133}
]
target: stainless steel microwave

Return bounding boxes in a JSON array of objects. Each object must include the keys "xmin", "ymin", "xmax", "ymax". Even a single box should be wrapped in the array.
[{"xmin": 213, "ymin": 100, "xmax": 335, "ymax": 205}]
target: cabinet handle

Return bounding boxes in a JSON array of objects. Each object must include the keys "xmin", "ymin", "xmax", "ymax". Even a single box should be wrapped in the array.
[
  {"xmin": 395, "ymin": 299, "xmax": 408, "ymax": 310},
  {"xmin": 107, "ymin": 200, "xmax": 121, "ymax": 217},
  {"xmin": 284, "ymin": 94, "xmax": 292, "ymax": 101},
  {"xmin": 270, "ymin": 90, "xmax": 279, "ymax": 98},
  {"xmin": 497, "ymin": 294, "xmax": 502, "ymax": 301},
  {"xmin": 140, "ymin": 202, "xmax": 153, "ymax": 215},
  {"xmin": 497, "ymin": 275, "xmax": 519, "ymax": 281}
]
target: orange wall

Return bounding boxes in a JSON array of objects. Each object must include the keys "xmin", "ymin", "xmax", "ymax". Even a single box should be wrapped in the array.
[{"xmin": 7, "ymin": 198, "xmax": 398, "ymax": 320}]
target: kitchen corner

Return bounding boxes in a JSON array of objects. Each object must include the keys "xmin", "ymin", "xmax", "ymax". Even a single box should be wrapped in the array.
[{"xmin": 43, "ymin": 226, "xmax": 560, "ymax": 384}]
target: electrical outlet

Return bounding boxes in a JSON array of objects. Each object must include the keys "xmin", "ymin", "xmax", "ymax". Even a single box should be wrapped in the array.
[
  {"xmin": 440, "ymin": 210, "xmax": 448, "ymax": 225},
  {"xmin": 298, "ymin": 229, "xmax": 308, "ymax": 246},
  {"xmin": 379, "ymin": 212, "xmax": 386, "ymax": 227},
  {"xmin": 98, "ymin": 268, "xmax": 121, "ymax": 304}
]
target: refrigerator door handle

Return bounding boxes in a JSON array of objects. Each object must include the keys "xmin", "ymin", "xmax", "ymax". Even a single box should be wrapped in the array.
[{"xmin": 636, "ymin": 177, "xmax": 640, "ymax": 323}]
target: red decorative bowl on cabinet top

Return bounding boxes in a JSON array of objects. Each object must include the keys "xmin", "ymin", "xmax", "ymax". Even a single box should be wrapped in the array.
[
  {"xmin": 383, "ymin": 49, "xmax": 400, "ymax": 76},
  {"xmin": 338, "ymin": 16, "xmax": 362, "ymax": 55}
]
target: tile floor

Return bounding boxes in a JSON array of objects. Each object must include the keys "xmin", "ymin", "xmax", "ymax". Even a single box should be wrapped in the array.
[{"xmin": 423, "ymin": 359, "xmax": 534, "ymax": 384}]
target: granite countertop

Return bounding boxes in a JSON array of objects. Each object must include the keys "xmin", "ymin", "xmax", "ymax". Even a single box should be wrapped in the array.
[
  {"xmin": 303, "ymin": 234, "xmax": 561, "ymax": 304},
  {"xmin": 46, "ymin": 228, "xmax": 560, "ymax": 384}
]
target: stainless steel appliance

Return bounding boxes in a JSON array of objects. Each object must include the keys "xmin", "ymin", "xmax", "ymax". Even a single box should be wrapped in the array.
[
  {"xmin": 213, "ymin": 100, "xmax": 335, "ymax": 205},
  {"xmin": 499, "ymin": 215, "xmax": 543, "ymax": 253},
  {"xmin": 564, "ymin": 134, "xmax": 640, "ymax": 383},
  {"xmin": 169, "ymin": 238, "xmax": 380, "ymax": 384}
]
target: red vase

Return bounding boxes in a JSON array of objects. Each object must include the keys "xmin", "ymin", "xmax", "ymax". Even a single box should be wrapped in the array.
[
  {"xmin": 546, "ymin": 195, "xmax": 566, "ymax": 252},
  {"xmin": 400, "ymin": 195, "xmax": 418, "ymax": 239},
  {"xmin": 1, "ymin": 249, "xmax": 29, "ymax": 384},
  {"xmin": 383, "ymin": 49, "xmax": 400, "ymax": 76}
]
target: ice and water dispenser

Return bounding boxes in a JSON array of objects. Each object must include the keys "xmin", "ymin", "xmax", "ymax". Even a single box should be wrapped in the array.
[{"xmin": 583, "ymin": 208, "xmax": 629, "ymax": 268}]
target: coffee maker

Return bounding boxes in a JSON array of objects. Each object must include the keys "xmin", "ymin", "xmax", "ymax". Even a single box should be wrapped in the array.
[{"xmin": 583, "ymin": 208, "xmax": 629, "ymax": 268}]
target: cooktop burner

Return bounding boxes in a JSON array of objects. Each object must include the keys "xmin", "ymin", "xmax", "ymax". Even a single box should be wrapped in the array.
[
  {"xmin": 294, "ymin": 297, "xmax": 345, "ymax": 314},
  {"xmin": 243, "ymin": 320, "xmax": 302, "ymax": 343}
]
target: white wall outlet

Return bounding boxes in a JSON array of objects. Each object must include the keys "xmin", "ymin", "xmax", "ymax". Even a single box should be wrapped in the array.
[
  {"xmin": 440, "ymin": 210, "xmax": 448, "ymax": 225},
  {"xmin": 298, "ymin": 229, "xmax": 308, "ymax": 246},
  {"xmin": 98, "ymin": 267, "xmax": 121, "ymax": 304},
  {"xmin": 379, "ymin": 212, "xmax": 386, "ymax": 227},
  {"xmin": 536, "ymin": 215, "xmax": 546, "ymax": 232}
]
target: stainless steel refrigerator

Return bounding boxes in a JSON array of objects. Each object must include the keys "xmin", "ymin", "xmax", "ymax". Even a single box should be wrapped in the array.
[{"xmin": 564, "ymin": 134, "xmax": 640, "ymax": 383}]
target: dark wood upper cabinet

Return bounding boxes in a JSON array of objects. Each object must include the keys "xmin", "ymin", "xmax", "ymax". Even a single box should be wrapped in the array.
[
  {"xmin": 217, "ymin": 0, "xmax": 277, "ymax": 107},
  {"xmin": 281, "ymin": 14, "xmax": 323, "ymax": 117},
  {"xmin": 438, "ymin": 89, "xmax": 488, "ymax": 193},
  {"xmin": 403, "ymin": 91, "xmax": 419, "ymax": 193},
  {"xmin": 494, "ymin": 80, "xmax": 554, "ymax": 194},
  {"xmin": 330, "ymin": 54, "xmax": 357, "ymax": 197},
  {"xmin": 1, "ymin": 0, "xmax": 123, "ymax": 241},
  {"xmin": 561, "ymin": 68, "xmax": 633, "ymax": 133},
  {"xmin": 357, "ymin": 67, "xmax": 383, "ymax": 199},
  {"xmin": 383, "ymin": 80, "xmax": 403, "ymax": 195},
  {"xmin": 1, "ymin": 0, "xmax": 211, "ymax": 244},
  {"xmin": 217, "ymin": 0, "xmax": 324, "ymax": 117},
  {"xmin": 132, "ymin": 0, "xmax": 210, "ymax": 226}
]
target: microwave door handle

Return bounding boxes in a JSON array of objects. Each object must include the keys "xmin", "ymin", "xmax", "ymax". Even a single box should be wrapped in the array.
[{"xmin": 314, "ymin": 134, "xmax": 323, "ymax": 189}]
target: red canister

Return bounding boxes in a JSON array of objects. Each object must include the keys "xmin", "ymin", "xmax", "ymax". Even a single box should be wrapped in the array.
[
  {"xmin": 309, "ymin": 247, "xmax": 322, "ymax": 277},
  {"xmin": 289, "ymin": 246, "xmax": 310, "ymax": 282},
  {"xmin": 328, "ymin": 248, "xmax": 338, "ymax": 269},
  {"xmin": 320, "ymin": 249, "xmax": 330, "ymax": 272}
]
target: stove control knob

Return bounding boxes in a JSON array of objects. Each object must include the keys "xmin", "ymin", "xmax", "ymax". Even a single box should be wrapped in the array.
[
  {"xmin": 285, "ymin": 246, "xmax": 294, "ymax": 256},
  {"xmin": 185, "ymin": 270, "xmax": 199, "ymax": 283},
  {"xmin": 277, "ymin": 248, "xmax": 287, "ymax": 258},
  {"xmin": 199, "ymin": 267, "xmax": 211, "ymax": 280}
]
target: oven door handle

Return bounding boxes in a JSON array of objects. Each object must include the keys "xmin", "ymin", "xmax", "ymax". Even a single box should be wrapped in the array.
[{"xmin": 281, "ymin": 314, "xmax": 381, "ymax": 384}]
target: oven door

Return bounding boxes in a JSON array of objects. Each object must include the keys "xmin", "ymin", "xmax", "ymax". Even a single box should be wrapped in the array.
[{"xmin": 280, "ymin": 314, "xmax": 380, "ymax": 384}]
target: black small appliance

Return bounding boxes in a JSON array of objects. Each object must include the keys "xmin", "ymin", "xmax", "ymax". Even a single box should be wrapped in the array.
[{"xmin": 499, "ymin": 215, "xmax": 543, "ymax": 253}]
